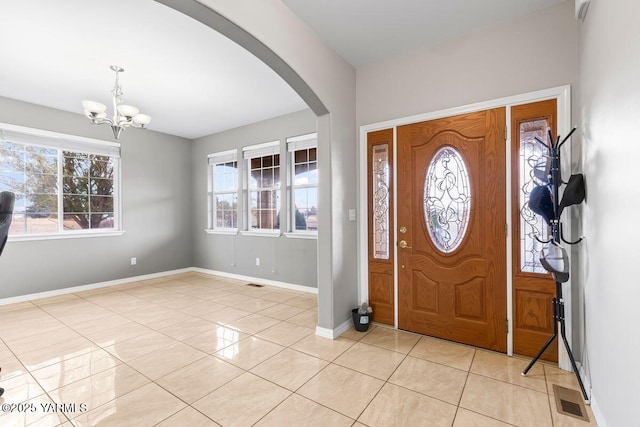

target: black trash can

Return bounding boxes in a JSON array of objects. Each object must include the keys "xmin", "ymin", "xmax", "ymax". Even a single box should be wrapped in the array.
[{"xmin": 352, "ymin": 308, "xmax": 371, "ymax": 332}]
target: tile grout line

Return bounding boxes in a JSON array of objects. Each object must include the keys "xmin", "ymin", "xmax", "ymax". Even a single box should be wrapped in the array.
[
  {"xmin": 451, "ymin": 348, "xmax": 475, "ymax": 426},
  {"xmin": 349, "ymin": 329, "xmax": 424, "ymax": 423},
  {"xmin": 164, "ymin": 296, "xmax": 328, "ymax": 425},
  {"xmin": 263, "ymin": 337, "xmax": 362, "ymax": 421}
]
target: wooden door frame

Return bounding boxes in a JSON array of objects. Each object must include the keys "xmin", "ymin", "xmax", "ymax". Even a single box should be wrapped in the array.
[{"xmin": 357, "ymin": 85, "xmax": 574, "ymax": 371}]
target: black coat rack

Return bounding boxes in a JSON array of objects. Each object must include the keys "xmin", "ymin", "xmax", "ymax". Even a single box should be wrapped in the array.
[{"xmin": 520, "ymin": 127, "xmax": 589, "ymax": 403}]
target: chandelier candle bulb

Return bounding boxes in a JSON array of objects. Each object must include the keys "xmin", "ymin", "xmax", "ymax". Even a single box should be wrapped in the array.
[
  {"xmin": 116, "ymin": 104, "xmax": 139, "ymax": 119},
  {"xmin": 82, "ymin": 100, "xmax": 107, "ymax": 114},
  {"xmin": 133, "ymin": 113, "xmax": 151, "ymax": 126}
]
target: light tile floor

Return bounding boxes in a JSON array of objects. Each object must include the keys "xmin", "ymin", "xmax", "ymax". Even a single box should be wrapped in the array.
[{"xmin": 0, "ymin": 273, "xmax": 596, "ymax": 426}]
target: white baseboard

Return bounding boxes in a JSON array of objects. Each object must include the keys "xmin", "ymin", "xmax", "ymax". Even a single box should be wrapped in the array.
[
  {"xmin": 0, "ymin": 267, "xmax": 319, "ymax": 306},
  {"xmin": 0, "ymin": 268, "xmax": 193, "ymax": 306},
  {"xmin": 315, "ymin": 317, "xmax": 353, "ymax": 340},
  {"xmin": 192, "ymin": 267, "xmax": 317, "ymax": 294},
  {"xmin": 590, "ymin": 392, "xmax": 607, "ymax": 427},
  {"xmin": 315, "ymin": 326, "xmax": 334, "ymax": 339}
]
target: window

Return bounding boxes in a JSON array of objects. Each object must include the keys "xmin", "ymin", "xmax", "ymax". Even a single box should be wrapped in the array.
[
  {"xmin": 518, "ymin": 119, "xmax": 551, "ymax": 273},
  {"xmin": 371, "ymin": 143, "xmax": 389, "ymax": 258},
  {"xmin": 243, "ymin": 142, "xmax": 280, "ymax": 231},
  {"xmin": 424, "ymin": 146, "xmax": 471, "ymax": 253},
  {"xmin": 0, "ymin": 123, "xmax": 120, "ymax": 238},
  {"xmin": 207, "ymin": 150, "xmax": 238, "ymax": 231},
  {"xmin": 287, "ymin": 133, "xmax": 317, "ymax": 233}
]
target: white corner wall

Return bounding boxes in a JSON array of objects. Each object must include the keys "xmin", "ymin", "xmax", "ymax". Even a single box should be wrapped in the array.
[
  {"xmin": 578, "ymin": 0, "xmax": 640, "ymax": 424},
  {"xmin": 356, "ymin": 1, "xmax": 578, "ymax": 127}
]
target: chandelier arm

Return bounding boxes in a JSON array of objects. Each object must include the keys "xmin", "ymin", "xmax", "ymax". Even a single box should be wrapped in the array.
[{"xmin": 90, "ymin": 117, "xmax": 115, "ymax": 126}]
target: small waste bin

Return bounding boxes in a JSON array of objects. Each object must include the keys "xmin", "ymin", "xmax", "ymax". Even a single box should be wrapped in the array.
[{"xmin": 352, "ymin": 308, "xmax": 371, "ymax": 332}]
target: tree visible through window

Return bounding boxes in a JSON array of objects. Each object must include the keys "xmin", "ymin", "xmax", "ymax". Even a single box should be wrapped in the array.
[
  {"xmin": 62, "ymin": 152, "xmax": 115, "ymax": 230},
  {"xmin": 287, "ymin": 133, "xmax": 318, "ymax": 233},
  {"xmin": 1, "ymin": 142, "xmax": 58, "ymax": 234},
  {"xmin": 212, "ymin": 160, "xmax": 238, "ymax": 229},
  {"xmin": 292, "ymin": 147, "xmax": 317, "ymax": 231},
  {"xmin": 0, "ymin": 128, "xmax": 119, "ymax": 236}
]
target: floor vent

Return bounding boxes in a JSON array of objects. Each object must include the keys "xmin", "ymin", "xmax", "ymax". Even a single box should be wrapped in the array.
[
  {"xmin": 246, "ymin": 283, "xmax": 265, "ymax": 287},
  {"xmin": 553, "ymin": 385, "xmax": 589, "ymax": 422}
]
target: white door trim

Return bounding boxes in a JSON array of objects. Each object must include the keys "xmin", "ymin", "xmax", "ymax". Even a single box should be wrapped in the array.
[{"xmin": 357, "ymin": 85, "xmax": 572, "ymax": 370}]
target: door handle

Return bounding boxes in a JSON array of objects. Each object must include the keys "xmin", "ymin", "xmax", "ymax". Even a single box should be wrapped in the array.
[{"xmin": 398, "ymin": 240, "xmax": 412, "ymax": 249}]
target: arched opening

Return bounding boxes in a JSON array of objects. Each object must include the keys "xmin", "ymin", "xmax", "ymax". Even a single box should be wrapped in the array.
[{"xmin": 155, "ymin": 0, "xmax": 358, "ymax": 335}]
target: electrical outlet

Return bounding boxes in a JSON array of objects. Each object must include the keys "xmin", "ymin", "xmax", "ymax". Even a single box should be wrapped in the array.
[
  {"xmin": 256, "ymin": 257, "xmax": 260, "ymax": 266},
  {"xmin": 131, "ymin": 257, "xmax": 137, "ymax": 266}
]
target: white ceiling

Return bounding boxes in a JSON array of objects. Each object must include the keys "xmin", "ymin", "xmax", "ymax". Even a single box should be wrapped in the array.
[
  {"xmin": 282, "ymin": 0, "xmax": 567, "ymax": 66},
  {"xmin": 0, "ymin": 0, "xmax": 308, "ymax": 139},
  {"xmin": 0, "ymin": 0, "xmax": 567, "ymax": 141}
]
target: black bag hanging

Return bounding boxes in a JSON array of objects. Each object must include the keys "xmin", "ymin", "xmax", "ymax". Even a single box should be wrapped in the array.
[{"xmin": 558, "ymin": 173, "xmax": 586, "ymax": 215}]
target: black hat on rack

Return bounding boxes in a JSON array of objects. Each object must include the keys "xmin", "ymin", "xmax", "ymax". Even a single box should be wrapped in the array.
[
  {"xmin": 532, "ymin": 156, "xmax": 552, "ymax": 185},
  {"xmin": 528, "ymin": 185, "xmax": 555, "ymax": 225},
  {"xmin": 559, "ymin": 174, "xmax": 585, "ymax": 215},
  {"xmin": 540, "ymin": 242, "xmax": 570, "ymax": 283}
]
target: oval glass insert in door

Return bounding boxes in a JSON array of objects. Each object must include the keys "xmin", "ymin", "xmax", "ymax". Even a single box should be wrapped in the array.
[{"xmin": 423, "ymin": 146, "xmax": 471, "ymax": 253}]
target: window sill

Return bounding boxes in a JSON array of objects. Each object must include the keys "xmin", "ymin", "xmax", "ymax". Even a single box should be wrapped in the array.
[
  {"xmin": 239, "ymin": 230, "xmax": 282, "ymax": 238},
  {"xmin": 8, "ymin": 230, "xmax": 125, "ymax": 242},
  {"xmin": 284, "ymin": 232, "xmax": 318, "ymax": 240},
  {"xmin": 205, "ymin": 229, "xmax": 238, "ymax": 235}
]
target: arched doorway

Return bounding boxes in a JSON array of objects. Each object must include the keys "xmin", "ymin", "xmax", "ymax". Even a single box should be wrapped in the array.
[{"xmin": 155, "ymin": 0, "xmax": 358, "ymax": 336}]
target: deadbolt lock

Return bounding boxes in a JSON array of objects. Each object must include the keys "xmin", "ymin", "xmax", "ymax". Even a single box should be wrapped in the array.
[{"xmin": 399, "ymin": 226, "xmax": 407, "ymax": 234}]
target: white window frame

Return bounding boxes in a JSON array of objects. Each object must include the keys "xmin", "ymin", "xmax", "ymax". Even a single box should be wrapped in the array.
[
  {"xmin": 241, "ymin": 140, "xmax": 281, "ymax": 236},
  {"xmin": 207, "ymin": 149, "xmax": 239, "ymax": 234},
  {"xmin": 1, "ymin": 122, "xmax": 122, "ymax": 241},
  {"xmin": 286, "ymin": 133, "xmax": 318, "ymax": 239}
]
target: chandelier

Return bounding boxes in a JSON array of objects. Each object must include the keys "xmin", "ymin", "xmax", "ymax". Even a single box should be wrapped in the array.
[{"xmin": 82, "ymin": 65, "xmax": 151, "ymax": 140}]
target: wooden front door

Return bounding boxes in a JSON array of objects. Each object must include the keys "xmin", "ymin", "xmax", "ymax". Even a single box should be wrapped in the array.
[
  {"xmin": 367, "ymin": 129, "xmax": 394, "ymax": 325},
  {"xmin": 397, "ymin": 108, "xmax": 507, "ymax": 352},
  {"xmin": 511, "ymin": 100, "xmax": 558, "ymax": 362}
]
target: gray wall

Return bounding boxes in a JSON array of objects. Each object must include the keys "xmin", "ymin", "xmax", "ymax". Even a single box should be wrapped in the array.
[
  {"xmin": 191, "ymin": 109, "xmax": 318, "ymax": 288},
  {"xmin": 356, "ymin": 1, "xmax": 578, "ymax": 127},
  {"xmin": 578, "ymin": 0, "xmax": 640, "ymax": 423},
  {"xmin": 0, "ymin": 96, "xmax": 193, "ymax": 298}
]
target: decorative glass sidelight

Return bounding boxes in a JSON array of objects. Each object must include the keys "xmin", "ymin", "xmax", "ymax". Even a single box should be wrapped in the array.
[
  {"xmin": 519, "ymin": 119, "xmax": 550, "ymax": 273},
  {"xmin": 424, "ymin": 146, "xmax": 471, "ymax": 253},
  {"xmin": 372, "ymin": 144, "xmax": 390, "ymax": 259}
]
